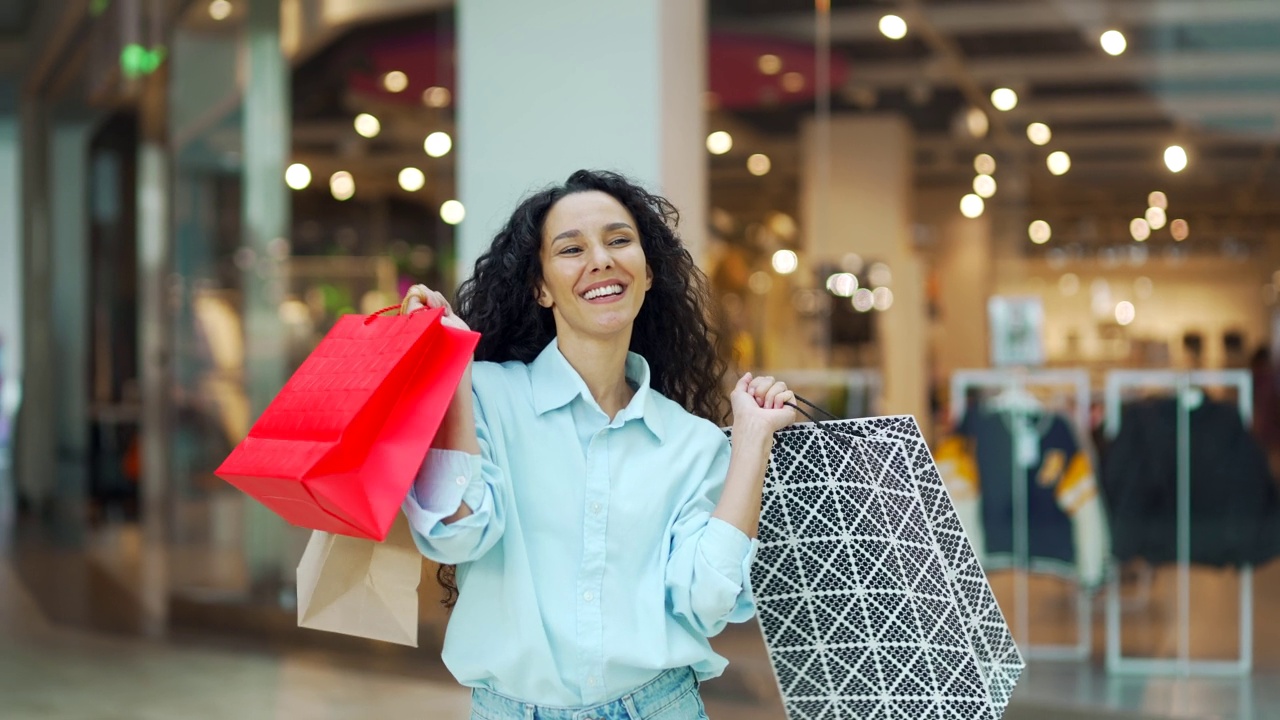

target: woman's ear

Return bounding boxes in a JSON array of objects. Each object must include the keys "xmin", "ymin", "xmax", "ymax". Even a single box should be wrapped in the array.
[
  {"xmin": 645, "ymin": 265, "xmax": 653, "ymax": 291},
  {"xmin": 535, "ymin": 281, "xmax": 553, "ymax": 308}
]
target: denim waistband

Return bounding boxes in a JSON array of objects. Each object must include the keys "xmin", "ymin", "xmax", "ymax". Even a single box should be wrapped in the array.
[{"xmin": 470, "ymin": 667, "xmax": 698, "ymax": 720}]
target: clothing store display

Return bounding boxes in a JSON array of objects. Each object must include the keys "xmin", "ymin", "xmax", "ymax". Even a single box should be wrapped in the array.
[
  {"xmin": 938, "ymin": 406, "xmax": 1108, "ymax": 586},
  {"xmin": 403, "ymin": 340, "xmax": 754, "ymax": 708},
  {"xmin": 1100, "ymin": 396, "xmax": 1280, "ymax": 566},
  {"xmin": 744, "ymin": 414, "xmax": 1022, "ymax": 720},
  {"xmin": 217, "ymin": 305, "xmax": 478, "ymax": 541}
]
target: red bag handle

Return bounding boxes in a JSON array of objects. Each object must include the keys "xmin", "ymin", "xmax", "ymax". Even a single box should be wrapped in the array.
[{"xmin": 364, "ymin": 304, "xmax": 405, "ymax": 325}]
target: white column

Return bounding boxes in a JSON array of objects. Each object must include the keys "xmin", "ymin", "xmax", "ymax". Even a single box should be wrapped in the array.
[
  {"xmin": 240, "ymin": 0, "xmax": 291, "ymax": 591},
  {"xmin": 923, "ymin": 188, "xmax": 992, "ymax": 377},
  {"xmin": 0, "ymin": 115, "xmax": 21, "ymax": 436},
  {"xmin": 0, "ymin": 113, "xmax": 20, "ymax": 540},
  {"xmin": 456, "ymin": 0, "xmax": 707, "ymax": 278},
  {"xmin": 801, "ymin": 114, "xmax": 928, "ymax": 425},
  {"xmin": 51, "ymin": 121, "xmax": 93, "ymax": 536},
  {"xmin": 16, "ymin": 100, "xmax": 55, "ymax": 510}
]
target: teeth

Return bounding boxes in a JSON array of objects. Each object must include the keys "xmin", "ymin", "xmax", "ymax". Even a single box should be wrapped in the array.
[{"xmin": 583, "ymin": 284, "xmax": 623, "ymax": 300}]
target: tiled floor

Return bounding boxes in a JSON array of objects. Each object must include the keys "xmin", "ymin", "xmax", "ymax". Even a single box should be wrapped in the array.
[{"xmin": 2, "ymin": 497, "xmax": 1279, "ymax": 719}]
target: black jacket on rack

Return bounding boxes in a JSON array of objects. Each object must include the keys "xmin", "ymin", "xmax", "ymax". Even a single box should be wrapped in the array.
[{"xmin": 1099, "ymin": 397, "xmax": 1280, "ymax": 567}]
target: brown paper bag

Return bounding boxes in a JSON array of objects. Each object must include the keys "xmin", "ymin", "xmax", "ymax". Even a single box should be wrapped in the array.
[{"xmin": 296, "ymin": 513, "xmax": 422, "ymax": 646}]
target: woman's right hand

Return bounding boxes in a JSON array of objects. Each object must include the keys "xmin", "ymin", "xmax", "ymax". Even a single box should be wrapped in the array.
[{"xmin": 401, "ymin": 283, "xmax": 471, "ymax": 332}]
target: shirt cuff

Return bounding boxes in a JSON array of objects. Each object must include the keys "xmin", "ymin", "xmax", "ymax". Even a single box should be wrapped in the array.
[
  {"xmin": 407, "ymin": 449, "xmax": 483, "ymax": 516},
  {"xmin": 700, "ymin": 517, "xmax": 758, "ymax": 582}
]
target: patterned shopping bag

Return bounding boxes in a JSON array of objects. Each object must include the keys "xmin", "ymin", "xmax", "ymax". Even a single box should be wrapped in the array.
[{"xmin": 733, "ymin": 410, "xmax": 1023, "ymax": 720}]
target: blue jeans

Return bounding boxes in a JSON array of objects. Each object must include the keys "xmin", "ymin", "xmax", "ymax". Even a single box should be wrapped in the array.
[{"xmin": 470, "ymin": 667, "xmax": 708, "ymax": 720}]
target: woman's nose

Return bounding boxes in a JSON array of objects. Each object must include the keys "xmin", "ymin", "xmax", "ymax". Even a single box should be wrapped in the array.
[{"xmin": 588, "ymin": 243, "xmax": 613, "ymax": 270}]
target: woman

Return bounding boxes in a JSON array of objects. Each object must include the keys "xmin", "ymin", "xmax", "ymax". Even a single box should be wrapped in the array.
[{"xmin": 400, "ymin": 169, "xmax": 795, "ymax": 719}]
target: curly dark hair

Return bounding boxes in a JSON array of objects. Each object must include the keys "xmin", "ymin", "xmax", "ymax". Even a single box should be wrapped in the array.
[{"xmin": 433, "ymin": 169, "xmax": 728, "ymax": 608}]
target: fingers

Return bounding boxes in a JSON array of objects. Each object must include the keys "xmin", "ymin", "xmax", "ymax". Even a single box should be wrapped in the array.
[
  {"xmin": 401, "ymin": 284, "xmax": 452, "ymax": 316},
  {"xmin": 734, "ymin": 372, "xmax": 753, "ymax": 394},
  {"xmin": 764, "ymin": 382, "xmax": 791, "ymax": 410}
]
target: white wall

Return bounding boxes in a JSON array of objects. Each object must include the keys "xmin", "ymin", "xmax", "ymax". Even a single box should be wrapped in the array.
[{"xmin": 456, "ymin": 0, "xmax": 706, "ymax": 278}]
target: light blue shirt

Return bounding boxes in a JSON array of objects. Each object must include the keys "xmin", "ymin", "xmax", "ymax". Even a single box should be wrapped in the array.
[{"xmin": 401, "ymin": 339, "xmax": 757, "ymax": 707}]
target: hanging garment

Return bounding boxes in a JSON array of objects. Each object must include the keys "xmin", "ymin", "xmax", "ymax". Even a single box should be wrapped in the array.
[
  {"xmin": 937, "ymin": 407, "xmax": 1108, "ymax": 586},
  {"xmin": 1100, "ymin": 396, "xmax": 1280, "ymax": 567},
  {"xmin": 740, "ymin": 414, "xmax": 1023, "ymax": 720}
]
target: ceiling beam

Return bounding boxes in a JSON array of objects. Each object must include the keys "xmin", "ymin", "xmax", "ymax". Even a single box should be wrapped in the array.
[
  {"xmin": 716, "ymin": 0, "xmax": 1280, "ymax": 43},
  {"xmin": 849, "ymin": 50, "xmax": 1280, "ymax": 90}
]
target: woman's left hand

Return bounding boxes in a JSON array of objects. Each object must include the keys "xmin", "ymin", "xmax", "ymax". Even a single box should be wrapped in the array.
[{"xmin": 730, "ymin": 373, "xmax": 798, "ymax": 435}]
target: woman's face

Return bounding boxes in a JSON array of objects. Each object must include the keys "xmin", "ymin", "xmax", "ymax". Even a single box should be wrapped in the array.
[{"xmin": 536, "ymin": 190, "xmax": 652, "ymax": 346}]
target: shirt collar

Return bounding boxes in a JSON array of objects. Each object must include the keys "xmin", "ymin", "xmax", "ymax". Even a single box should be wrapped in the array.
[{"xmin": 529, "ymin": 338, "xmax": 665, "ymax": 442}]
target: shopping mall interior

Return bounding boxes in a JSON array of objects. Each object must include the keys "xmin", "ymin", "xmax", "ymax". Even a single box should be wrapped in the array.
[{"xmin": 2, "ymin": 0, "xmax": 1279, "ymax": 718}]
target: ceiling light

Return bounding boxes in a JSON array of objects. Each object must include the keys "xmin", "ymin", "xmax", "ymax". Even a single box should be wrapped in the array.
[
  {"xmin": 879, "ymin": 14, "xmax": 908, "ymax": 40},
  {"xmin": 1026, "ymin": 122, "xmax": 1052, "ymax": 146},
  {"xmin": 872, "ymin": 287, "xmax": 894, "ymax": 311},
  {"xmin": 771, "ymin": 249, "xmax": 799, "ymax": 275},
  {"xmin": 382, "ymin": 71, "xmax": 408, "ymax": 93},
  {"xmin": 1028, "ymin": 220, "xmax": 1052, "ymax": 244},
  {"xmin": 1145, "ymin": 206, "xmax": 1167, "ymax": 230},
  {"xmin": 353, "ymin": 113, "xmax": 380, "ymax": 138},
  {"xmin": 208, "ymin": 0, "xmax": 231, "ymax": 21},
  {"xmin": 1047, "ymin": 150, "xmax": 1071, "ymax": 175},
  {"xmin": 329, "ymin": 171, "xmax": 355, "ymax": 201},
  {"xmin": 1170, "ymin": 219, "xmax": 1190, "ymax": 241},
  {"xmin": 966, "ymin": 108, "xmax": 990, "ymax": 138},
  {"xmin": 974, "ymin": 153, "xmax": 996, "ymax": 175},
  {"xmin": 852, "ymin": 288, "xmax": 874, "ymax": 312},
  {"xmin": 757, "ymin": 54, "xmax": 782, "ymax": 75},
  {"xmin": 1148, "ymin": 191, "xmax": 1168, "ymax": 210},
  {"xmin": 1115, "ymin": 300, "xmax": 1135, "ymax": 326},
  {"xmin": 781, "ymin": 72, "xmax": 806, "ymax": 92},
  {"xmin": 424, "ymin": 131, "xmax": 452, "ymax": 157},
  {"xmin": 1100, "ymin": 30, "xmax": 1127, "ymax": 56},
  {"xmin": 706, "ymin": 131, "xmax": 733, "ymax": 155},
  {"xmin": 440, "ymin": 200, "xmax": 466, "ymax": 225},
  {"xmin": 960, "ymin": 193, "xmax": 985, "ymax": 219},
  {"xmin": 1164, "ymin": 145, "xmax": 1188, "ymax": 173},
  {"xmin": 747, "ymin": 153, "xmax": 771, "ymax": 176},
  {"xmin": 990, "ymin": 88, "xmax": 1018, "ymax": 112},
  {"xmin": 284, "ymin": 163, "xmax": 311, "ymax": 190},
  {"xmin": 422, "ymin": 86, "xmax": 452, "ymax": 108},
  {"xmin": 973, "ymin": 174, "xmax": 997, "ymax": 199},
  {"xmin": 1130, "ymin": 217, "xmax": 1151, "ymax": 242},
  {"xmin": 398, "ymin": 167, "xmax": 425, "ymax": 192}
]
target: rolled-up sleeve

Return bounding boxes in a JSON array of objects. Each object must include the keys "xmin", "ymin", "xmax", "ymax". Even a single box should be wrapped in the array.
[
  {"xmin": 665, "ymin": 442, "xmax": 758, "ymax": 637},
  {"xmin": 401, "ymin": 399, "xmax": 506, "ymax": 565}
]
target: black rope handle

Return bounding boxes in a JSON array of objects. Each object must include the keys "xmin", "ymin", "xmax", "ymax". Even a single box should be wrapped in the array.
[{"xmin": 783, "ymin": 393, "xmax": 867, "ymax": 441}]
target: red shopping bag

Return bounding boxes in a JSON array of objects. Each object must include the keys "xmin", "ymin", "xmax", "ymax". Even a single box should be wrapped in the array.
[{"xmin": 216, "ymin": 306, "xmax": 478, "ymax": 541}]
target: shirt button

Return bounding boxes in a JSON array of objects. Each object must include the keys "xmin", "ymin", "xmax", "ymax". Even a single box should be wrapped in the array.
[
  {"xmin": 590, "ymin": 502, "xmax": 601, "ymax": 514},
  {"xmin": 454, "ymin": 475, "xmax": 467, "ymax": 486},
  {"xmin": 587, "ymin": 676, "xmax": 598, "ymax": 687},
  {"xmin": 583, "ymin": 591, "xmax": 594, "ymax": 602}
]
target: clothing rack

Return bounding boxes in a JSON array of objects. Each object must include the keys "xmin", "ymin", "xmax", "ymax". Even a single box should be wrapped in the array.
[
  {"xmin": 1103, "ymin": 369, "xmax": 1253, "ymax": 676},
  {"xmin": 949, "ymin": 368, "xmax": 1094, "ymax": 661}
]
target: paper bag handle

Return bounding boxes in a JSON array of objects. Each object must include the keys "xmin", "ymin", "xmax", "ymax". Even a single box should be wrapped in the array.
[{"xmin": 364, "ymin": 304, "xmax": 407, "ymax": 325}]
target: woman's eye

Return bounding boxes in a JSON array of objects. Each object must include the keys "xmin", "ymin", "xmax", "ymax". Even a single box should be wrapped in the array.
[
  {"xmin": 560, "ymin": 246, "xmax": 582, "ymax": 255},
  {"xmin": 609, "ymin": 237, "xmax": 630, "ymax": 245}
]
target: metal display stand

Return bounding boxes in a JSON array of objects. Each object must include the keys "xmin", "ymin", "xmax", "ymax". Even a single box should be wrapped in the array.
[
  {"xmin": 1103, "ymin": 369, "xmax": 1253, "ymax": 676},
  {"xmin": 949, "ymin": 368, "xmax": 1095, "ymax": 661}
]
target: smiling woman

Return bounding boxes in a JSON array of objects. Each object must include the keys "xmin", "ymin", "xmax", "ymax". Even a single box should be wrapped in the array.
[{"xmin": 396, "ymin": 169, "xmax": 797, "ymax": 719}]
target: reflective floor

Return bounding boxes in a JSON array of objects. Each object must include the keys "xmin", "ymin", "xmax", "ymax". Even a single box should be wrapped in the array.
[{"xmin": 1, "ymin": 454, "xmax": 1278, "ymax": 720}]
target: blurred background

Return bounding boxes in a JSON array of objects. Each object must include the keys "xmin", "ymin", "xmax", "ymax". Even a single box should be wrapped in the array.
[{"xmin": 1, "ymin": 0, "xmax": 1279, "ymax": 718}]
